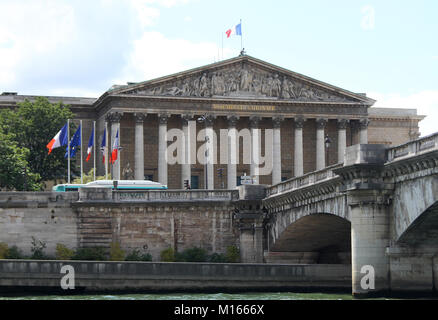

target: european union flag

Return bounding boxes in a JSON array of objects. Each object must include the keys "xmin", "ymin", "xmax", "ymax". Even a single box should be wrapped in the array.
[{"xmin": 65, "ymin": 125, "xmax": 81, "ymax": 158}]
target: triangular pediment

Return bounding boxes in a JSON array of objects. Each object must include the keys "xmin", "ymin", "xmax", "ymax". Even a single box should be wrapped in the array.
[{"xmin": 109, "ymin": 55, "xmax": 374, "ymax": 104}]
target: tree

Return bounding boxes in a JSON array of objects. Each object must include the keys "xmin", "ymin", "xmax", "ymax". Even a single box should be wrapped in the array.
[
  {"xmin": 0, "ymin": 129, "xmax": 41, "ymax": 191},
  {"xmin": 0, "ymin": 97, "xmax": 77, "ymax": 189}
]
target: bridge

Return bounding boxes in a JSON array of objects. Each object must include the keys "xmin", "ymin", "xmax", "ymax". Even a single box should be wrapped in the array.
[
  {"xmin": 0, "ymin": 134, "xmax": 437, "ymax": 297},
  {"xmin": 259, "ymin": 133, "xmax": 438, "ymax": 296}
]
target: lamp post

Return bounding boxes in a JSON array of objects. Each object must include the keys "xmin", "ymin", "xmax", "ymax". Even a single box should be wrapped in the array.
[{"xmin": 325, "ymin": 134, "xmax": 332, "ymax": 167}]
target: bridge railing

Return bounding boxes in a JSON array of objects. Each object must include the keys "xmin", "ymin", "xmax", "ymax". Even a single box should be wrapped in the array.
[
  {"xmin": 386, "ymin": 132, "xmax": 438, "ymax": 163},
  {"xmin": 266, "ymin": 163, "xmax": 343, "ymax": 197},
  {"xmin": 113, "ymin": 189, "xmax": 240, "ymax": 202}
]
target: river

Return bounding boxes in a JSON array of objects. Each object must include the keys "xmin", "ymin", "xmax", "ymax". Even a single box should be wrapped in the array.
[{"xmin": 0, "ymin": 292, "xmax": 365, "ymax": 300}]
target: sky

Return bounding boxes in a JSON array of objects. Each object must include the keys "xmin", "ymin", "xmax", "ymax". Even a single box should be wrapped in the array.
[{"xmin": 0, "ymin": 0, "xmax": 437, "ymax": 136}]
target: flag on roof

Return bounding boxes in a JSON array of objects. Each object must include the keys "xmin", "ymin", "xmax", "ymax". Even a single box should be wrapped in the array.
[{"xmin": 226, "ymin": 22, "xmax": 242, "ymax": 38}]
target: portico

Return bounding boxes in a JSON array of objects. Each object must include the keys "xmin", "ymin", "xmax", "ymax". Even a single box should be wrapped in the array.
[{"xmin": 95, "ymin": 55, "xmax": 376, "ymax": 189}]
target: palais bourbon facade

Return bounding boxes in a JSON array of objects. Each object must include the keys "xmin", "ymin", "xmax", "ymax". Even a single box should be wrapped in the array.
[{"xmin": 0, "ymin": 55, "xmax": 425, "ymax": 189}]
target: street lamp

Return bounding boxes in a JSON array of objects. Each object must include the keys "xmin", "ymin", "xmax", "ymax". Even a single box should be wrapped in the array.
[{"xmin": 325, "ymin": 134, "xmax": 332, "ymax": 167}]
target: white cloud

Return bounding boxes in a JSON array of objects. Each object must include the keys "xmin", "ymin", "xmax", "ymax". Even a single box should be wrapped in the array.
[
  {"xmin": 0, "ymin": 1, "xmax": 76, "ymax": 88},
  {"xmin": 370, "ymin": 90, "xmax": 438, "ymax": 137},
  {"xmin": 116, "ymin": 31, "xmax": 234, "ymax": 84}
]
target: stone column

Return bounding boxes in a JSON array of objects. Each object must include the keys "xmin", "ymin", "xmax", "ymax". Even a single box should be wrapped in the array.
[
  {"xmin": 181, "ymin": 114, "xmax": 192, "ymax": 188},
  {"xmin": 337, "ymin": 119, "xmax": 348, "ymax": 164},
  {"xmin": 294, "ymin": 117, "xmax": 305, "ymax": 177},
  {"xmin": 134, "ymin": 113, "xmax": 146, "ymax": 180},
  {"xmin": 359, "ymin": 118, "xmax": 369, "ymax": 144},
  {"xmin": 109, "ymin": 112, "xmax": 123, "ymax": 180},
  {"xmin": 158, "ymin": 114, "xmax": 170, "ymax": 186},
  {"xmin": 316, "ymin": 118, "xmax": 327, "ymax": 170},
  {"xmin": 205, "ymin": 115, "xmax": 215, "ymax": 190},
  {"xmin": 227, "ymin": 115, "xmax": 239, "ymax": 189},
  {"xmin": 272, "ymin": 117, "xmax": 283, "ymax": 185},
  {"xmin": 249, "ymin": 116, "xmax": 261, "ymax": 185}
]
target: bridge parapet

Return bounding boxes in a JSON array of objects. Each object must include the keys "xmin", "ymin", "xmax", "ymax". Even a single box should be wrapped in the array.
[
  {"xmin": 266, "ymin": 163, "xmax": 343, "ymax": 197},
  {"xmin": 387, "ymin": 132, "xmax": 438, "ymax": 163}
]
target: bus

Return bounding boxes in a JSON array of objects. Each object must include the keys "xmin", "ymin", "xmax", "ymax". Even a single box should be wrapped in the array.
[{"xmin": 52, "ymin": 180, "xmax": 167, "ymax": 192}]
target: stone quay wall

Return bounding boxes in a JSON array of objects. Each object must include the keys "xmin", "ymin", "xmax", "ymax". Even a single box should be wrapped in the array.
[
  {"xmin": 0, "ymin": 189, "xmax": 241, "ymax": 261},
  {"xmin": 0, "ymin": 260, "xmax": 351, "ymax": 293}
]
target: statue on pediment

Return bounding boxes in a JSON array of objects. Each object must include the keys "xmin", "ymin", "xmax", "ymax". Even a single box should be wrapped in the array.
[{"xmin": 131, "ymin": 63, "xmax": 351, "ymax": 102}]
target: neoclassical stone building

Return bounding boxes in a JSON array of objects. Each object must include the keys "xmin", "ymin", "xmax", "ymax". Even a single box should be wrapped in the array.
[{"xmin": 0, "ymin": 55, "xmax": 425, "ymax": 189}]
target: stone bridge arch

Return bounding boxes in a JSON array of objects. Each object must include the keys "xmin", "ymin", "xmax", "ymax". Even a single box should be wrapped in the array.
[
  {"xmin": 389, "ymin": 160, "xmax": 438, "ymax": 244},
  {"xmin": 266, "ymin": 213, "xmax": 351, "ymax": 264}
]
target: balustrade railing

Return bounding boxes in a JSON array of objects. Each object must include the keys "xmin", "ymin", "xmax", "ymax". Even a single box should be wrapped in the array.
[
  {"xmin": 266, "ymin": 163, "xmax": 343, "ymax": 197},
  {"xmin": 386, "ymin": 132, "xmax": 438, "ymax": 162}
]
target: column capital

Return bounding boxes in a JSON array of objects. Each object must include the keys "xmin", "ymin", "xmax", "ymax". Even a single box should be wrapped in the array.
[
  {"xmin": 158, "ymin": 113, "xmax": 170, "ymax": 125},
  {"xmin": 294, "ymin": 117, "xmax": 306, "ymax": 129},
  {"xmin": 359, "ymin": 118, "xmax": 370, "ymax": 129},
  {"xmin": 272, "ymin": 116, "xmax": 284, "ymax": 128},
  {"xmin": 249, "ymin": 116, "xmax": 261, "ymax": 128},
  {"xmin": 106, "ymin": 111, "xmax": 123, "ymax": 123},
  {"xmin": 316, "ymin": 118, "xmax": 328, "ymax": 129},
  {"xmin": 204, "ymin": 114, "xmax": 216, "ymax": 127},
  {"xmin": 134, "ymin": 112, "xmax": 147, "ymax": 123},
  {"xmin": 181, "ymin": 114, "xmax": 194, "ymax": 125},
  {"xmin": 227, "ymin": 115, "xmax": 239, "ymax": 127},
  {"xmin": 337, "ymin": 118, "xmax": 349, "ymax": 129}
]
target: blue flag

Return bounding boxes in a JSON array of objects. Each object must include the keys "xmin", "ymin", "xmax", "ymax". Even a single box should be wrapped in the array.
[{"xmin": 65, "ymin": 125, "xmax": 81, "ymax": 158}]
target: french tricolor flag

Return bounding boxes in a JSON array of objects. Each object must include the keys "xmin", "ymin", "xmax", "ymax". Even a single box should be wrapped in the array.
[
  {"xmin": 46, "ymin": 123, "xmax": 68, "ymax": 155},
  {"xmin": 226, "ymin": 22, "xmax": 242, "ymax": 38},
  {"xmin": 85, "ymin": 127, "xmax": 94, "ymax": 162}
]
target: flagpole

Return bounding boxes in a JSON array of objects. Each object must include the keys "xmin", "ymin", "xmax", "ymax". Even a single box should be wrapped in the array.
[
  {"xmin": 221, "ymin": 32, "xmax": 224, "ymax": 60},
  {"xmin": 118, "ymin": 127, "xmax": 121, "ymax": 180},
  {"xmin": 240, "ymin": 18, "xmax": 243, "ymax": 52},
  {"xmin": 80, "ymin": 120, "xmax": 83, "ymax": 184},
  {"xmin": 105, "ymin": 122, "xmax": 108, "ymax": 180},
  {"xmin": 67, "ymin": 119, "xmax": 70, "ymax": 184},
  {"xmin": 93, "ymin": 121, "xmax": 96, "ymax": 181}
]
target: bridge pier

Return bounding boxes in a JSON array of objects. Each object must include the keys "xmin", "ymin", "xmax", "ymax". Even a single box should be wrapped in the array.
[
  {"xmin": 236, "ymin": 185, "xmax": 267, "ymax": 263},
  {"xmin": 336, "ymin": 144, "xmax": 392, "ymax": 297},
  {"xmin": 347, "ymin": 189, "xmax": 391, "ymax": 297}
]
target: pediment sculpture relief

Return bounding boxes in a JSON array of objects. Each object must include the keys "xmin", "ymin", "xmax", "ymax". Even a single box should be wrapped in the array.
[{"xmin": 131, "ymin": 64, "xmax": 352, "ymax": 102}]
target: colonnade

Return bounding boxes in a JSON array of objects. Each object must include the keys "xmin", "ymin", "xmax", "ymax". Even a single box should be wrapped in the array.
[{"xmin": 105, "ymin": 112, "xmax": 369, "ymax": 189}]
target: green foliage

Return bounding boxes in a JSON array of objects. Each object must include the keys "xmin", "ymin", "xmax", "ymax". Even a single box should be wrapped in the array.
[
  {"xmin": 55, "ymin": 244, "xmax": 75, "ymax": 260},
  {"xmin": 72, "ymin": 247, "xmax": 107, "ymax": 261},
  {"xmin": 125, "ymin": 249, "xmax": 152, "ymax": 262},
  {"xmin": 208, "ymin": 252, "xmax": 227, "ymax": 263},
  {"xmin": 72, "ymin": 168, "xmax": 111, "ymax": 184},
  {"xmin": 30, "ymin": 237, "xmax": 48, "ymax": 260},
  {"xmin": 160, "ymin": 247, "xmax": 176, "ymax": 262},
  {"xmin": 109, "ymin": 241, "xmax": 125, "ymax": 261},
  {"xmin": 0, "ymin": 97, "xmax": 76, "ymax": 189},
  {"xmin": 0, "ymin": 128, "xmax": 41, "ymax": 191},
  {"xmin": 225, "ymin": 245, "xmax": 240, "ymax": 263},
  {"xmin": 6, "ymin": 246, "xmax": 23, "ymax": 259},
  {"xmin": 176, "ymin": 247, "xmax": 208, "ymax": 262},
  {"xmin": 0, "ymin": 243, "xmax": 8, "ymax": 259}
]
